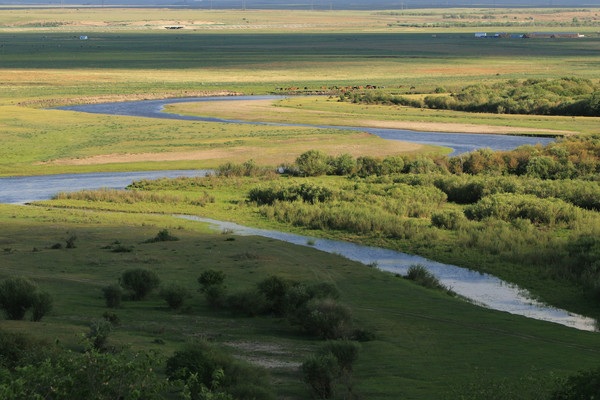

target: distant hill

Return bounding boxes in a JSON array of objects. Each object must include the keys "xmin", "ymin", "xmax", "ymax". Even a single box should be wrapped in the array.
[{"xmin": 2, "ymin": 0, "xmax": 600, "ymax": 9}]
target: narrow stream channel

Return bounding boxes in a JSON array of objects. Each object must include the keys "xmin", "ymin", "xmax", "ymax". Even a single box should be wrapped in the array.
[
  {"xmin": 1, "ymin": 97, "xmax": 590, "ymax": 331},
  {"xmin": 177, "ymin": 216, "xmax": 598, "ymax": 332},
  {"xmin": 0, "ymin": 169, "xmax": 596, "ymax": 332},
  {"xmin": 53, "ymin": 95, "xmax": 555, "ymax": 156}
]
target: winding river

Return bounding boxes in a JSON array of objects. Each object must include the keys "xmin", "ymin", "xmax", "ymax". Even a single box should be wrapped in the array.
[
  {"xmin": 0, "ymin": 96, "xmax": 593, "ymax": 331},
  {"xmin": 0, "ymin": 170, "xmax": 596, "ymax": 332},
  {"xmin": 53, "ymin": 95, "xmax": 555, "ymax": 156}
]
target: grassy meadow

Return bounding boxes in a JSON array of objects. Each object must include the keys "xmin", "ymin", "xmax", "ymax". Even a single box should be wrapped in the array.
[
  {"xmin": 2, "ymin": 203, "xmax": 600, "ymax": 399},
  {"xmin": 1, "ymin": 6, "xmax": 600, "ymax": 399}
]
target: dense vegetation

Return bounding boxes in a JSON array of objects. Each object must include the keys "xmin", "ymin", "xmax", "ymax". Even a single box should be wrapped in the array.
[{"xmin": 343, "ymin": 78, "xmax": 600, "ymax": 117}]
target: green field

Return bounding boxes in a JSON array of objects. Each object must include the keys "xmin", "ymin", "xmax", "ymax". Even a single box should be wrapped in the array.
[
  {"xmin": 2, "ymin": 204, "xmax": 600, "ymax": 399},
  {"xmin": 2, "ymin": 7, "xmax": 600, "ymax": 400}
]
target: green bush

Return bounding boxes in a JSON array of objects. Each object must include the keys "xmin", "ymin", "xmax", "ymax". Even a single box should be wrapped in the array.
[
  {"xmin": 144, "ymin": 229, "xmax": 179, "ymax": 243},
  {"xmin": 119, "ymin": 269, "xmax": 160, "ymax": 300},
  {"xmin": 205, "ymin": 284, "xmax": 227, "ymax": 309},
  {"xmin": 317, "ymin": 340, "xmax": 360, "ymax": 373},
  {"xmin": 405, "ymin": 264, "xmax": 448, "ymax": 291},
  {"xmin": 431, "ymin": 210, "xmax": 466, "ymax": 230},
  {"xmin": 31, "ymin": 291, "xmax": 53, "ymax": 322},
  {"xmin": 198, "ymin": 269, "xmax": 226, "ymax": 290},
  {"xmin": 87, "ymin": 319, "xmax": 112, "ymax": 351},
  {"xmin": 302, "ymin": 353, "xmax": 340, "ymax": 399},
  {"xmin": 0, "ymin": 277, "xmax": 51, "ymax": 321},
  {"xmin": 465, "ymin": 193, "xmax": 583, "ymax": 226},
  {"xmin": 0, "ymin": 344, "xmax": 165, "ymax": 400},
  {"xmin": 226, "ymin": 289, "xmax": 268, "ymax": 316},
  {"xmin": 300, "ymin": 298, "xmax": 352, "ymax": 339},
  {"xmin": 102, "ymin": 284, "xmax": 122, "ymax": 308},
  {"xmin": 257, "ymin": 276, "xmax": 296, "ymax": 316},
  {"xmin": 166, "ymin": 341, "xmax": 274, "ymax": 400},
  {"xmin": 160, "ymin": 283, "xmax": 189, "ymax": 310},
  {"xmin": 551, "ymin": 366, "xmax": 600, "ymax": 400},
  {"xmin": 0, "ymin": 329, "xmax": 52, "ymax": 370},
  {"xmin": 295, "ymin": 150, "xmax": 332, "ymax": 176}
]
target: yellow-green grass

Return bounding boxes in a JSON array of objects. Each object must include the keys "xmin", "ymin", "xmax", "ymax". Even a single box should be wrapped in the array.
[
  {"xmin": 0, "ymin": 106, "xmax": 439, "ymax": 176},
  {"xmin": 35, "ymin": 173, "xmax": 599, "ymax": 318},
  {"xmin": 1, "ymin": 7, "xmax": 599, "ymax": 33},
  {"xmin": 166, "ymin": 96, "xmax": 599, "ymax": 135},
  {"xmin": 2, "ymin": 203, "xmax": 600, "ymax": 399}
]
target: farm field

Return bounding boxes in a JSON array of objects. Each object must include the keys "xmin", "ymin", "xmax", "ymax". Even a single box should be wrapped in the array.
[{"xmin": 1, "ymin": 6, "xmax": 600, "ymax": 400}]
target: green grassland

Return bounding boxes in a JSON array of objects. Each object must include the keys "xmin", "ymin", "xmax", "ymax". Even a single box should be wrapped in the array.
[
  {"xmin": 0, "ymin": 105, "xmax": 432, "ymax": 177},
  {"xmin": 1, "ymin": 22, "xmax": 599, "ymax": 173},
  {"xmin": 2, "ymin": 7, "xmax": 600, "ymax": 399},
  {"xmin": 2, "ymin": 204, "xmax": 600, "ymax": 399}
]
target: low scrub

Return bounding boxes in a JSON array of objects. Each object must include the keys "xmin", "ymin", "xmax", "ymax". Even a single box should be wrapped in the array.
[
  {"xmin": 465, "ymin": 193, "xmax": 583, "ymax": 226},
  {"xmin": 0, "ymin": 277, "xmax": 52, "ymax": 321}
]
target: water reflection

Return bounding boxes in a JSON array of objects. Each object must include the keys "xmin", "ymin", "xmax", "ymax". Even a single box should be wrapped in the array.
[{"xmin": 177, "ymin": 215, "xmax": 598, "ymax": 332}]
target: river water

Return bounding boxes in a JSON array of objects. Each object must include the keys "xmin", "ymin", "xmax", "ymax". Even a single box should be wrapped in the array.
[
  {"xmin": 53, "ymin": 95, "xmax": 554, "ymax": 156},
  {"xmin": 0, "ymin": 97, "xmax": 593, "ymax": 331}
]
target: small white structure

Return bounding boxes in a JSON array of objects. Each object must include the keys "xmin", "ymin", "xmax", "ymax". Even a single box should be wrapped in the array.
[
  {"xmin": 475, "ymin": 32, "xmax": 487, "ymax": 38},
  {"xmin": 79, "ymin": 36, "xmax": 88, "ymax": 40}
]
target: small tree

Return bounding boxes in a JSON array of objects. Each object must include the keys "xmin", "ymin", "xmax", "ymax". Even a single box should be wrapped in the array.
[
  {"xmin": 0, "ymin": 277, "xmax": 40, "ymax": 320},
  {"xmin": 120, "ymin": 269, "xmax": 160, "ymax": 300}
]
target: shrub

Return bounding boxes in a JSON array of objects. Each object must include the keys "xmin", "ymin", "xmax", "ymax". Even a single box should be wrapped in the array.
[
  {"xmin": 65, "ymin": 234, "xmax": 77, "ymax": 249},
  {"xmin": 551, "ymin": 366, "xmax": 600, "ymax": 400},
  {"xmin": 431, "ymin": 210, "xmax": 466, "ymax": 230},
  {"xmin": 257, "ymin": 276, "xmax": 296, "ymax": 316},
  {"xmin": 144, "ymin": 229, "xmax": 179, "ymax": 243},
  {"xmin": 0, "ymin": 329, "xmax": 52, "ymax": 369},
  {"xmin": 166, "ymin": 341, "xmax": 274, "ymax": 399},
  {"xmin": 302, "ymin": 353, "xmax": 339, "ymax": 399},
  {"xmin": 205, "ymin": 284, "xmax": 227, "ymax": 309},
  {"xmin": 120, "ymin": 269, "xmax": 160, "ymax": 300},
  {"xmin": 87, "ymin": 319, "xmax": 112, "ymax": 351},
  {"xmin": 160, "ymin": 283, "xmax": 189, "ymax": 310},
  {"xmin": 295, "ymin": 150, "xmax": 332, "ymax": 176},
  {"xmin": 465, "ymin": 193, "xmax": 582, "ymax": 225},
  {"xmin": 0, "ymin": 344, "xmax": 165, "ymax": 400},
  {"xmin": 317, "ymin": 340, "xmax": 360, "ymax": 373},
  {"xmin": 198, "ymin": 269, "xmax": 226, "ymax": 290},
  {"xmin": 102, "ymin": 311, "xmax": 120, "ymax": 326},
  {"xmin": 300, "ymin": 298, "xmax": 352, "ymax": 339},
  {"xmin": 30, "ymin": 291, "xmax": 53, "ymax": 322},
  {"xmin": 102, "ymin": 284, "xmax": 122, "ymax": 308},
  {"xmin": 405, "ymin": 264, "xmax": 447, "ymax": 291},
  {"xmin": 330, "ymin": 153, "xmax": 357, "ymax": 175},
  {"xmin": 0, "ymin": 277, "xmax": 41, "ymax": 320},
  {"xmin": 226, "ymin": 289, "xmax": 268, "ymax": 316}
]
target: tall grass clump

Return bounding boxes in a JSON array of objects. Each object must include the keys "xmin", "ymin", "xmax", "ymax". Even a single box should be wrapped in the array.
[{"xmin": 53, "ymin": 188, "xmax": 184, "ymax": 204}]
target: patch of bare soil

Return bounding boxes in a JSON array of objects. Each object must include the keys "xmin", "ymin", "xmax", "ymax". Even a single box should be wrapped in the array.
[
  {"xmin": 347, "ymin": 119, "xmax": 567, "ymax": 135},
  {"xmin": 225, "ymin": 341, "xmax": 305, "ymax": 369}
]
